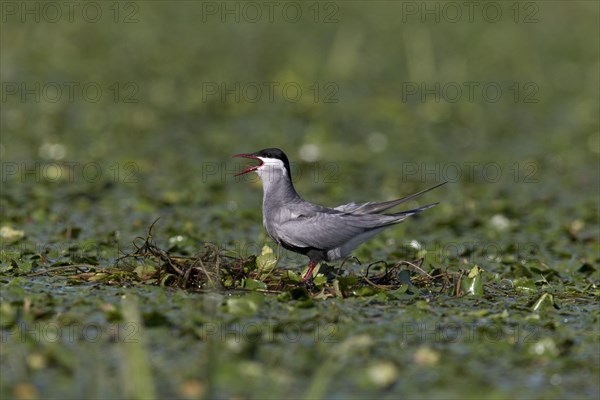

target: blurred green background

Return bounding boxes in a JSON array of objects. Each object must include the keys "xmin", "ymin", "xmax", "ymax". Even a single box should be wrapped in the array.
[{"xmin": 1, "ymin": 1, "xmax": 598, "ymax": 399}]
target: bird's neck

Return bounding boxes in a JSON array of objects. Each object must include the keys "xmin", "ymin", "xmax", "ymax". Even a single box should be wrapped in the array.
[{"xmin": 258, "ymin": 168, "xmax": 301, "ymax": 206}]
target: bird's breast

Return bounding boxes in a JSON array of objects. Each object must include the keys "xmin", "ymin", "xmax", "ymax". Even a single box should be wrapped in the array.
[
  {"xmin": 261, "ymin": 203, "xmax": 293, "ymax": 244},
  {"xmin": 262, "ymin": 206, "xmax": 279, "ymax": 243}
]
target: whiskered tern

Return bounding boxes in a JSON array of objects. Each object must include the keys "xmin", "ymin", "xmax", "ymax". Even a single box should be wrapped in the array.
[{"xmin": 234, "ymin": 148, "xmax": 446, "ymax": 282}]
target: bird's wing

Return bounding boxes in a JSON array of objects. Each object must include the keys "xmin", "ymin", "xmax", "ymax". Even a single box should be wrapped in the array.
[
  {"xmin": 334, "ymin": 181, "xmax": 447, "ymax": 214},
  {"xmin": 275, "ymin": 212, "xmax": 408, "ymax": 251}
]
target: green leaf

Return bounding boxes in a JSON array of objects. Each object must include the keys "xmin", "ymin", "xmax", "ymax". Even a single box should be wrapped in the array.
[
  {"xmin": 134, "ymin": 265, "xmax": 157, "ymax": 280},
  {"xmin": 313, "ymin": 274, "xmax": 327, "ymax": 287},
  {"xmin": 333, "ymin": 279, "xmax": 344, "ymax": 298},
  {"xmin": 462, "ymin": 266, "xmax": 484, "ymax": 296},
  {"xmin": 242, "ymin": 256, "xmax": 258, "ymax": 273},
  {"xmin": 160, "ymin": 273, "xmax": 175, "ymax": 286},
  {"xmin": 276, "ymin": 291, "xmax": 292, "ymax": 302},
  {"xmin": 387, "ymin": 284, "xmax": 409, "ymax": 298},
  {"xmin": 531, "ymin": 293, "xmax": 555, "ymax": 312},
  {"xmin": 398, "ymin": 270, "xmax": 412, "ymax": 286},
  {"xmin": 353, "ymin": 286, "xmax": 378, "ymax": 297},
  {"xmin": 88, "ymin": 273, "xmax": 109, "ymax": 282},
  {"xmin": 282, "ymin": 270, "xmax": 302, "ymax": 283},
  {"xmin": 256, "ymin": 245, "xmax": 278, "ymax": 273},
  {"xmin": 0, "ymin": 226, "xmax": 25, "ymax": 242},
  {"xmin": 468, "ymin": 265, "xmax": 483, "ymax": 279},
  {"xmin": 17, "ymin": 262, "xmax": 33, "ymax": 274},
  {"xmin": 225, "ymin": 293, "xmax": 264, "ymax": 316},
  {"xmin": 242, "ymin": 278, "xmax": 267, "ymax": 290},
  {"xmin": 0, "ymin": 262, "xmax": 15, "ymax": 273},
  {"xmin": 514, "ymin": 277, "xmax": 537, "ymax": 292}
]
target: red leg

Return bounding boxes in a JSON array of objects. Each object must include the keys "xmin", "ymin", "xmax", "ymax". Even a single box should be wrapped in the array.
[{"xmin": 302, "ymin": 261, "xmax": 316, "ymax": 282}]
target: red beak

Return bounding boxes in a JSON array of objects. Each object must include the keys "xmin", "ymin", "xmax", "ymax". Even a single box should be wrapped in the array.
[{"xmin": 233, "ymin": 153, "xmax": 264, "ymax": 176}]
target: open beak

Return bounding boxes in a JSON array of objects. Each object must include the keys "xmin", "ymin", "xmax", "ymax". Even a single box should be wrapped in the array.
[{"xmin": 233, "ymin": 153, "xmax": 264, "ymax": 176}]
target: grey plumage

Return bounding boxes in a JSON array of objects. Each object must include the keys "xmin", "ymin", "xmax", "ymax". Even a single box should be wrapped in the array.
[{"xmin": 234, "ymin": 148, "xmax": 446, "ymax": 281}]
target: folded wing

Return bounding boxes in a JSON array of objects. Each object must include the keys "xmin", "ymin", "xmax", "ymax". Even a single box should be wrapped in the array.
[{"xmin": 277, "ymin": 203, "xmax": 436, "ymax": 252}]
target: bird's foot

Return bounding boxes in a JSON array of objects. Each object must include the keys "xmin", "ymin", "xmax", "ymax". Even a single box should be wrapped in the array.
[
  {"xmin": 302, "ymin": 278, "xmax": 315, "ymax": 290},
  {"xmin": 302, "ymin": 261, "xmax": 316, "ymax": 282}
]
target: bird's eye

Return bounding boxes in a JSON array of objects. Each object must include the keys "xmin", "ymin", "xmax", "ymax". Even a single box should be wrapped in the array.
[{"xmin": 265, "ymin": 153, "xmax": 272, "ymax": 157}]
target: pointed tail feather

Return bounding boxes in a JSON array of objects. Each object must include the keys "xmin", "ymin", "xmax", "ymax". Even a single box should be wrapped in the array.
[
  {"xmin": 389, "ymin": 201, "xmax": 440, "ymax": 218},
  {"xmin": 335, "ymin": 181, "xmax": 447, "ymax": 215},
  {"xmin": 359, "ymin": 201, "xmax": 441, "ymax": 229}
]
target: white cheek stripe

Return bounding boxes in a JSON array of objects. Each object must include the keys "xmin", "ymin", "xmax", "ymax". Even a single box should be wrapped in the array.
[{"xmin": 257, "ymin": 157, "xmax": 287, "ymax": 176}]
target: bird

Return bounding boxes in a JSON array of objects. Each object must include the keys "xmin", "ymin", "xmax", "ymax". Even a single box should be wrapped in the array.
[{"xmin": 233, "ymin": 148, "xmax": 446, "ymax": 282}]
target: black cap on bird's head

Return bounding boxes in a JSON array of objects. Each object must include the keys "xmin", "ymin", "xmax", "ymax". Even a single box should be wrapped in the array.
[{"xmin": 233, "ymin": 148, "xmax": 292, "ymax": 177}]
